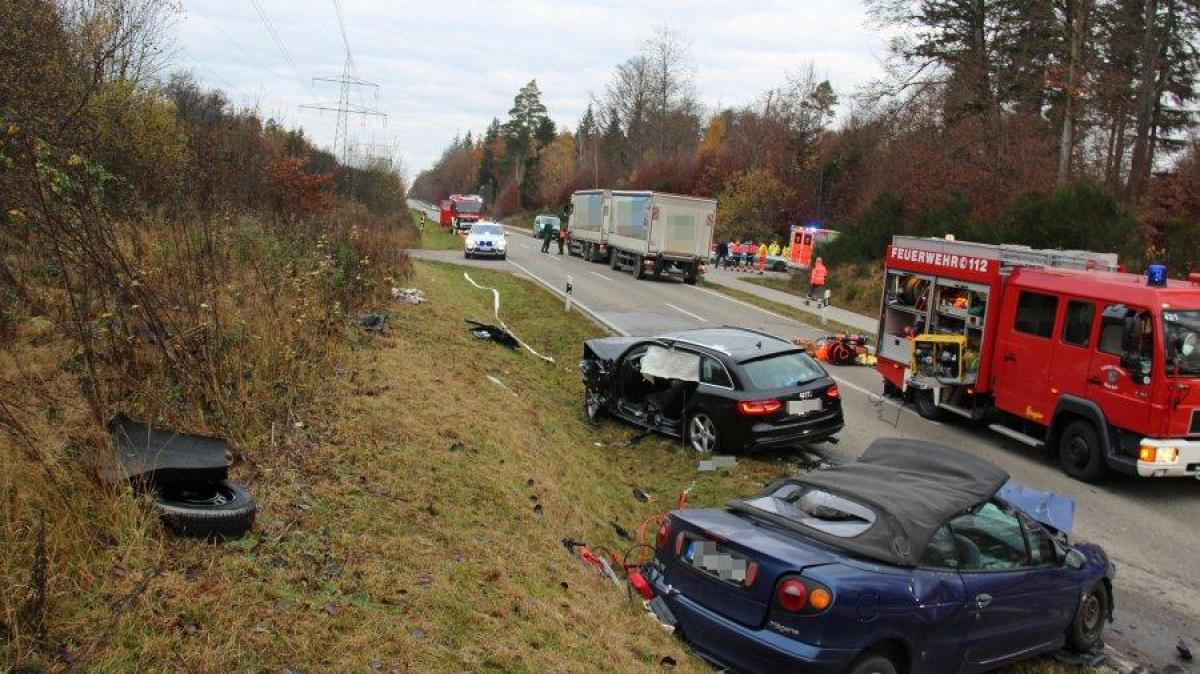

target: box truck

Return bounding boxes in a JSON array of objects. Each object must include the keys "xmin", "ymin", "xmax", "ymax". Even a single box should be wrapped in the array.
[
  {"xmin": 599, "ymin": 190, "xmax": 716, "ymax": 284},
  {"xmin": 566, "ymin": 189, "xmax": 610, "ymax": 261}
]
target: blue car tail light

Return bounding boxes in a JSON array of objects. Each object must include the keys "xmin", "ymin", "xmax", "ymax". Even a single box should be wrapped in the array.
[{"xmin": 773, "ymin": 575, "xmax": 834, "ymax": 614}]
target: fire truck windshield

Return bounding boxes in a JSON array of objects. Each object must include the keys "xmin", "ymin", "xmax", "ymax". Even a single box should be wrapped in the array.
[
  {"xmin": 1163, "ymin": 310, "xmax": 1200, "ymax": 376},
  {"xmin": 453, "ymin": 201, "xmax": 482, "ymax": 214}
]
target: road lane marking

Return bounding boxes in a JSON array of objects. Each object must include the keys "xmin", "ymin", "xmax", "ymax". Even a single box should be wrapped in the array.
[
  {"xmin": 693, "ymin": 286, "xmax": 797, "ymax": 324},
  {"xmin": 588, "ymin": 271, "xmax": 612, "ymax": 281},
  {"xmin": 506, "ymin": 259, "xmax": 626, "ymax": 336},
  {"xmin": 665, "ymin": 303, "xmax": 708, "ymax": 322}
]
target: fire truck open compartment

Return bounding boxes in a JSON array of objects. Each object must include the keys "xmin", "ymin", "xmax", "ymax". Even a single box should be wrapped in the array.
[{"xmin": 873, "ymin": 236, "xmax": 1200, "ymax": 481}]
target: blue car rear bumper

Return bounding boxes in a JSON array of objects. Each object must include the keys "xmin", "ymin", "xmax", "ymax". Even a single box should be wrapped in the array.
[{"xmin": 650, "ymin": 572, "xmax": 858, "ymax": 674}]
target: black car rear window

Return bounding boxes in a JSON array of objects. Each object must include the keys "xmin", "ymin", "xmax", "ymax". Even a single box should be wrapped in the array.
[
  {"xmin": 740, "ymin": 351, "xmax": 825, "ymax": 390},
  {"xmin": 744, "ymin": 483, "xmax": 876, "ymax": 538}
]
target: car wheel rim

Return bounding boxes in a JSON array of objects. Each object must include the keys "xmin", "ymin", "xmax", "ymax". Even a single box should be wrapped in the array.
[
  {"xmin": 163, "ymin": 483, "xmax": 233, "ymax": 507},
  {"xmin": 1081, "ymin": 592, "xmax": 1102, "ymax": 634},
  {"xmin": 689, "ymin": 415, "xmax": 715, "ymax": 454},
  {"xmin": 1066, "ymin": 436, "xmax": 1090, "ymax": 468}
]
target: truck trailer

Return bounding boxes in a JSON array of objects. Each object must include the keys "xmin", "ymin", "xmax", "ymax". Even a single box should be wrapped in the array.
[
  {"xmin": 876, "ymin": 235, "xmax": 1200, "ymax": 481},
  {"xmin": 566, "ymin": 189, "xmax": 610, "ymax": 262},
  {"xmin": 600, "ymin": 190, "xmax": 716, "ymax": 284}
]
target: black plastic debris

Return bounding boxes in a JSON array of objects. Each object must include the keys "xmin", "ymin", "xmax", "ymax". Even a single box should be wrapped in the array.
[
  {"xmin": 105, "ymin": 415, "xmax": 228, "ymax": 486},
  {"xmin": 659, "ymin": 656, "xmax": 677, "ymax": 669},
  {"xmin": 105, "ymin": 415, "xmax": 256, "ymax": 539},
  {"xmin": 466, "ymin": 319, "xmax": 518, "ymax": 349},
  {"xmin": 1179, "ymin": 638, "xmax": 1194, "ymax": 661},
  {"xmin": 358, "ymin": 313, "xmax": 388, "ymax": 333},
  {"xmin": 610, "ymin": 521, "xmax": 632, "ymax": 541},
  {"xmin": 633, "ymin": 487, "xmax": 653, "ymax": 503}
]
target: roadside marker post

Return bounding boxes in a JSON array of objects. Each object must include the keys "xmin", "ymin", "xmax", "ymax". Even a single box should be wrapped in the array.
[
  {"xmin": 565, "ymin": 275, "xmax": 574, "ymax": 313},
  {"xmin": 821, "ymin": 289, "xmax": 831, "ymax": 325}
]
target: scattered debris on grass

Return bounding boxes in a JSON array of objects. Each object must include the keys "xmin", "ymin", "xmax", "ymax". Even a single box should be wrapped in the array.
[
  {"xmin": 486, "ymin": 374, "xmax": 518, "ymax": 396},
  {"xmin": 1178, "ymin": 637, "xmax": 1193, "ymax": 661},
  {"xmin": 463, "ymin": 272, "xmax": 555, "ymax": 363},
  {"xmin": 391, "ymin": 287, "xmax": 426, "ymax": 304},
  {"xmin": 698, "ymin": 455, "xmax": 738, "ymax": 471},
  {"xmin": 633, "ymin": 487, "xmax": 653, "ymax": 503},
  {"xmin": 466, "ymin": 319, "xmax": 519, "ymax": 349},
  {"xmin": 358, "ymin": 313, "xmax": 388, "ymax": 333}
]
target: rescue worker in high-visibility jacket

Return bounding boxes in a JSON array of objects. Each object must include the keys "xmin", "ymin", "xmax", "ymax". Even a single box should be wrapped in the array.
[{"xmin": 809, "ymin": 257, "xmax": 828, "ymax": 303}]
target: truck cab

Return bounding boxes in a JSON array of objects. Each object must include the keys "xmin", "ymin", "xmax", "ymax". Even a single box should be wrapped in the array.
[
  {"xmin": 990, "ymin": 269, "xmax": 1200, "ymax": 479},
  {"xmin": 876, "ymin": 235, "xmax": 1200, "ymax": 481}
]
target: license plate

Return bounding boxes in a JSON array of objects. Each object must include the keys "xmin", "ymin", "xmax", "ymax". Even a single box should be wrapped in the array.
[
  {"xmin": 787, "ymin": 399, "xmax": 822, "ymax": 416},
  {"xmin": 683, "ymin": 539, "xmax": 751, "ymax": 584}
]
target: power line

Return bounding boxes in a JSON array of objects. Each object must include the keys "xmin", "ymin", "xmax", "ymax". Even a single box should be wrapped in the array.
[{"xmin": 247, "ymin": 0, "xmax": 315, "ymax": 100}]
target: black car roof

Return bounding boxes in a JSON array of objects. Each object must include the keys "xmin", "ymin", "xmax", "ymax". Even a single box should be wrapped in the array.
[
  {"xmin": 658, "ymin": 327, "xmax": 797, "ymax": 362},
  {"xmin": 730, "ymin": 439, "xmax": 1010, "ymax": 567}
]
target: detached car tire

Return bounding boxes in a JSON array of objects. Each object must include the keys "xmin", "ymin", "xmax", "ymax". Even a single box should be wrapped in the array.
[
  {"xmin": 1067, "ymin": 582, "xmax": 1109, "ymax": 652},
  {"xmin": 1059, "ymin": 420, "xmax": 1107, "ymax": 482},
  {"xmin": 846, "ymin": 654, "xmax": 897, "ymax": 674},
  {"xmin": 154, "ymin": 480, "xmax": 257, "ymax": 539}
]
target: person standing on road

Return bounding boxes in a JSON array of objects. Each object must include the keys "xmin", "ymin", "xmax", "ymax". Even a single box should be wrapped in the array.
[
  {"xmin": 746, "ymin": 241, "xmax": 758, "ymax": 272},
  {"xmin": 756, "ymin": 241, "xmax": 767, "ymax": 275},
  {"xmin": 729, "ymin": 240, "xmax": 742, "ymax": 269},
  {"xmin": 557, "ymin": 221, "xmax": 567, "ymax": 254},
  {"xmin": 715, "ymin": 240, "xmax": 728, "ymax": 269},
  {"xmin": 809, "ymin": 257, "xmax": 828, "ymax": 304},
  {"xmin": 541, "ymin": 220, "xmax": 554, "ymax": 253}
]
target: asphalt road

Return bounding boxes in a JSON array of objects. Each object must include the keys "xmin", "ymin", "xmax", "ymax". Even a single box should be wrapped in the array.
[{"xmin": 410, "ymin": 203, "xmax": 1199, "ymax": 669}]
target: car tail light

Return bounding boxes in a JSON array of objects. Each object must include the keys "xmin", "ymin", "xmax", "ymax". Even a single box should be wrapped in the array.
[
  {"xmin": 776, "ymin": 578, "xmax": 808, "ymax": 611},
  {"xmin": 744, "ymin": 562, "xmax": 759, "ymax": 588},
  {"xmin": 656, "ymin": 519, "xmax": 671, "ymax": 549},
  {"xmin": 737, "ymin": 399, "xmax": 782, "ymax": 416},
  {"xmin": 774, "ymin": 576, "xmax": 834, "ymax": 613},
  {"xmin": 825, "ymin": 384, "xmax": 840, "ymax": 399}
]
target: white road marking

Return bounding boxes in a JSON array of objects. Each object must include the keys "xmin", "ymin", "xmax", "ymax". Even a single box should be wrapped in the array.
[
  {"xmin": 665, "ymin": 303, "xmax": 708, "ymax": 322},
  {"xmin": 692, "ymin": 285, "xmax": 796, "ymax": 323},
  {"xmin": 588, "ymin": 271, "xmax": 612, "ymax": 281},
  {"xmin": 506, "ymin": 259, "xmax": 626, "ymax": 336}
]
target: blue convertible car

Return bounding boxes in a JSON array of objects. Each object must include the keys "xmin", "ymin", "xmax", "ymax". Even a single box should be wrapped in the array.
[{"xmin": 645, "ymin": 439, "xmax": 1115, "ymax": 674}]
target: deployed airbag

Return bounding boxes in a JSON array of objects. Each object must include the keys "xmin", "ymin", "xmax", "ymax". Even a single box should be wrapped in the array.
[{"xmin": 642, "ymin": 345, "xmax": 700, "ymax": 382}]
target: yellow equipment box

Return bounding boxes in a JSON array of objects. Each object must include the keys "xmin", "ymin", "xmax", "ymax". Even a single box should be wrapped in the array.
[{"xmin": 911, "ymin": 334, "xmax": 968, "ymax": 380}]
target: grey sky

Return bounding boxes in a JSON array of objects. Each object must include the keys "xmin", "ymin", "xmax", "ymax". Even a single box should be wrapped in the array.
[{"xmin": 177, "ymin": 0, "xmax": 891, "ymax": 179}]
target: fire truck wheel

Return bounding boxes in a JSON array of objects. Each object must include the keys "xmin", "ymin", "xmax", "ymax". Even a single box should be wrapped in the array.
[
  {"xmin": 1059, "ymin": 420, "xmax": 1108, "ymax": 482},
  {"xmin": 913, "ymin": 389, "xmax": 944, "ymax": 421}
]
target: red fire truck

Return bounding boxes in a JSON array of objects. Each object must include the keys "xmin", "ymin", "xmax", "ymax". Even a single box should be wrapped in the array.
[
  {"xmin": 876, "ymin": 235, "xmax": 1200, "ymax": 481},
  {"xmin": 439, "ymin": 194, "xmax": 484, "ymax": 232}
]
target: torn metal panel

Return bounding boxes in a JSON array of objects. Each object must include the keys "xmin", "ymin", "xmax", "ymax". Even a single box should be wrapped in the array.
[{"xmin": 998, "ymin": 481, "xmax": 1076, "ymax": 535}]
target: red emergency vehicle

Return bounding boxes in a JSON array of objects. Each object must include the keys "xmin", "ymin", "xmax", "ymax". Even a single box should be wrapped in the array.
[
  {"xmin": 439, "ymin": 194, "xmax": 484, "ymax": 232},
  {"xmin": 876, "ymin": 235, "xmax": 1200, "ymax": 481},
  {"xmin": 787, "ymin": 225, "xmax": 839, "ymax": 269}
]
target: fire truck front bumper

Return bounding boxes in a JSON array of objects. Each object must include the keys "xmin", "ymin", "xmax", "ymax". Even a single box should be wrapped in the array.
[{"xmin": 1135, "ymin": 438, "xmax": 1200, "ymax": 477}]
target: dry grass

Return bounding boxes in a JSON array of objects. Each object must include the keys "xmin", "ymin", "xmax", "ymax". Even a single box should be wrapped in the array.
[{"xmin": 1, "ymin": 253, "xmax": 1102, "ymax": 673}]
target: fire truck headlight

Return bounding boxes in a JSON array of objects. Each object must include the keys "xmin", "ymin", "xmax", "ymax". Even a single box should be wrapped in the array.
[{"xmin": 1139, "ymin": 445, "xmax": 1179, "ymax": 464}]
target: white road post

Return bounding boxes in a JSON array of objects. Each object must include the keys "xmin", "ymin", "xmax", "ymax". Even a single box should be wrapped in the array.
[
  {"xmin": 565, "ymin": 274, "xmax": 574, "ymax": 313},
  {"xmin": 821, "ymin": 288, "xmax": 831, "ymax": 326}
]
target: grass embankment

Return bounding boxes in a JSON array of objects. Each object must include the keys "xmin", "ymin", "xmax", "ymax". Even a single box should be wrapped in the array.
[
  {"xmin": 743, "ymin": 260, "xmax": 884, "ymax": 318},
  {"xmin": 698, "ymin": 280, "xmax": 865, "ymax": 336},
  {"xmin": 418, "ymin": 226, "xmax": 464, "ymax": 251},
  {"xmin": 2, "ymin": 253, "xmax": 1096, "ymax": 674}
]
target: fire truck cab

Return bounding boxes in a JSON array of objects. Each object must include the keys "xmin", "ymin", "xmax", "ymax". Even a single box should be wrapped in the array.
[{"xmin": 877, "ymin": 235, "xmax": 1200, "ymax": 481}]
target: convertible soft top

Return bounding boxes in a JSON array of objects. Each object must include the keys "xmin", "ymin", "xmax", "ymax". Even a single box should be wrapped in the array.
[{"xmin": 733, "ymin": 438, "xmax": 1009, "ymax": 567}]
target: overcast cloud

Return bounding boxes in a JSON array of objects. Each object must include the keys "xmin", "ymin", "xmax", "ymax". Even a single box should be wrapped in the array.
[{"xmin": 176, "ymin": 0, "xmax": 891, "ymax": 179}]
